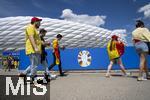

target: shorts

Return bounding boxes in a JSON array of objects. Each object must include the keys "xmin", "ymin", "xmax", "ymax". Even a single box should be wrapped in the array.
[
  {"xmin": 145, "ymin": 42, "xmax": 150, "ymax": 55},
  {"xmin": 134, "ymin": 41, "xmax": 149, "ymax": 54},
  {"xmin": 112, "ymin": 57, "xmax": 120, "ymax": 64}
]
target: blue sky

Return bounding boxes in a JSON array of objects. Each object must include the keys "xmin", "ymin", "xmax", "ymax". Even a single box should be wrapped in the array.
[{"xmin": 0, "ymin": 0, "xmax": 150, "ymax": 45}]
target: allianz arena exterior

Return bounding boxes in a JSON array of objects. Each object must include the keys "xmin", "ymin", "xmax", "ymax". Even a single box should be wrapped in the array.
[
  {"xmin": 0, "ymin": 16, "xmax": 145, "ymax": 70},
  {"xmin": 0, "ymin": 16, "xmax": 126, "ymax": 51}
]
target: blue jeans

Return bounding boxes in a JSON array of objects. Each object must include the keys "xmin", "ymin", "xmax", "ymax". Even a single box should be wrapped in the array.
[
  {"xmin": 41, "ymin": 59, "xmax": 50, "ymax": 75},
  {"xmin": 23, "ymin": 53, "xmax": 41, "ymax": 77}
]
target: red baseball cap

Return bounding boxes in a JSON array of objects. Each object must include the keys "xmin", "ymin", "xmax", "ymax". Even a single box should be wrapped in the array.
[
  {"xmin": 31, "ymin": 17, "xmax": 42, "ymax": 22},
  {"xmin": 111, "ymin": 35, "xmax": 118, "ymax": 40}
]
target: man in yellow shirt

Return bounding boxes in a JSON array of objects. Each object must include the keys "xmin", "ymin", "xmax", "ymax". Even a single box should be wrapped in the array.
[{"xmin": 20, "ymin": 17, "xmax": 42, "ymax": 81}]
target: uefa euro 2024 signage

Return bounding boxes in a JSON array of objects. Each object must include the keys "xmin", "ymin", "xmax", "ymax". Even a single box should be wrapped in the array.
[{"xmin": 78, "ymin": 50, "xmax": 92, "ymax": 67}]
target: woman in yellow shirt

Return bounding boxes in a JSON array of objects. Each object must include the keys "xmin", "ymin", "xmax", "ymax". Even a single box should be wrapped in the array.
[{"xmin": 106, "ymin": 35, "xmax": 129, "ymax": 77}]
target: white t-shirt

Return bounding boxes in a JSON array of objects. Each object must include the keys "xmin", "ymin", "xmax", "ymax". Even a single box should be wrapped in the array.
[{"xmin": 132, "ymin": 27, "xmax": 150, "ymax": 42}]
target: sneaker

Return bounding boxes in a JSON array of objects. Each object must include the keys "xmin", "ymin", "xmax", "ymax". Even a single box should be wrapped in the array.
[
  {"xmin": 50, "ymin": 74, "xmax": 57, "ymax": 79},
  {"xmin": 42, "ymin": 78, "xmax": 48, "ymax": 84},
  {"xmin": 142, "ymin": 77, "xmax": 147, "ymax": 81},
  {"xmin": 137, "ymin": 77, "xmax": 142, "ymax": 81},
  {"xmin": 124, "ymin": 72, "xmax": 131, "ymax": 77},
  {"xmin": 137, "ymin": 77, "xmax": 147, "ymax": 81},
  {"xmin": 105, "ymin": 73, "xmax": 111, "ymax": 78},
  {"xmin": 143, "ymin": 73, "xmax": 147, "ymax": 79},
  {"xmin": 59, "ymin": 73, "xmax": 67, "ymax": 77}
]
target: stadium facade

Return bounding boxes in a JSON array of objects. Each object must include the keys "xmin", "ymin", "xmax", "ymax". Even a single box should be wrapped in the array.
[{"xmin": 0, "ymin": 16, "xmax": 149, "ymax": 70}]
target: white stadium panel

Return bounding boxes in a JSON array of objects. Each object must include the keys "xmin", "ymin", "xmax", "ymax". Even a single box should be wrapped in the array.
[
  {"xmin": 74, "ymin": 35, "xmax": 83, "ymax": 39},
  {"xmin": 61, "ymin": 24, "xmax": 75, "ymax": 29},
  {"xmin": 0, "ymin": 16, "xmax": 127, "ymax": 50}
]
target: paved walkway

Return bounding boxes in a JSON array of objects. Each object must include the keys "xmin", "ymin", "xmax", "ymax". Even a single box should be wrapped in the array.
[
  {"xmin": 50, "ymin": 72, "xmax": 150, "ymax": 100},
  {"xmin": 0, "ymin": 69, "xmax": 150, "ymax": 100}
]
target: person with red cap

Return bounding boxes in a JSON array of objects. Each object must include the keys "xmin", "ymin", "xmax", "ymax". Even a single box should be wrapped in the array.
[
  {"xmin": 106, "ymin": 35, "xmax": 130, "ymax": 77},
  {"xmin": 19, "ymin": 17, "xmax": 42, "ymax": 82}
]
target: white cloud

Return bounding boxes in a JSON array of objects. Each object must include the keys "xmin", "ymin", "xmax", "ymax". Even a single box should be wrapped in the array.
[
  {"xmin": 60, "ymin": 9, "xmax": 106, "ymax": 27},
  {"xmin": 111, "ymin": 29, "xmax": 128, "ymax": 45},
  {"xmin": 112, "ymin": 29, "xmax": 127, "ymax": 34},
  {"xmin": 112, "ymin": 29, "xmax": 127, "ymax": 39},
  {"xmin": 138, "ymin": 3, "xmax": 150, "ymax": 19}
]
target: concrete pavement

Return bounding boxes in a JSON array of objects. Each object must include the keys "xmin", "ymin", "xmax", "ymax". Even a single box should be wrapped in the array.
[
  {"xmin": 0, "ymin": 69, "xmax": 150, "ymax": 100},
  {"xmin": 50, "ymin": 72, "xmax": 150, "ymax": 100}
]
